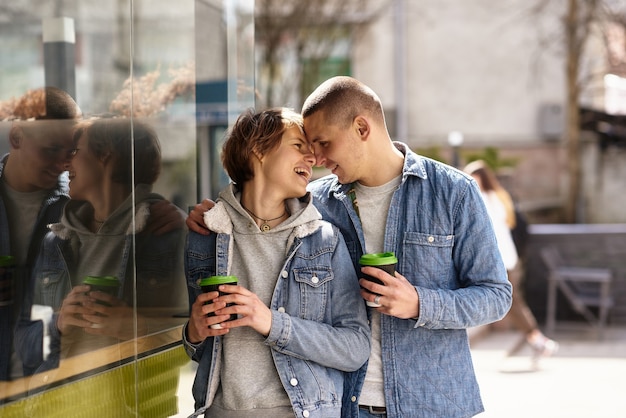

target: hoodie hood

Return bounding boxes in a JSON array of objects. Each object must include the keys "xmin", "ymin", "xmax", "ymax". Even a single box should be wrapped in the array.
[
  {"xmin": 203, "ymin": 183, "xmax": 324, "ymax": 242},
  {"xmin": 49, "ymin": 183, "xmax": 162, "ymax": 240}
]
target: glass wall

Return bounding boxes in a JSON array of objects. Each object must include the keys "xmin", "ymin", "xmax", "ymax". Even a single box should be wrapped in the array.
[{"xmin": 0, "ymin": 1, "xmax": 254, "ymax": 416}]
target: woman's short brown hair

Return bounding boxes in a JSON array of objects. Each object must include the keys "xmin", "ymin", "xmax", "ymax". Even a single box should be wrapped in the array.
[
  {"xmin": 73, "ymin": 118, "xmax": 161, "ymax": 187},
  {"xmin": 221, "ymin": 107, "xmax": 304, "ymax": 189}
]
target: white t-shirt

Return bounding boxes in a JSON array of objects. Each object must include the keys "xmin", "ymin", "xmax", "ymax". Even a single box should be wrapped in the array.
[{"xmin": 353, "ymin": 175, "xmax": 402, "ymax": 408}]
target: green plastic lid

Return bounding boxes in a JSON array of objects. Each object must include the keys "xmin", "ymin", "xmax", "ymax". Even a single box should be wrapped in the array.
[
  {"xmin": 0, "ymin": 255, "xmax": 16, "ymax": 267},
  {"xmin": 359, "ymin": 252, "xmax": 398, "ymax": 266},
  {"xmin": 83, "ymin": 276, "xmax": 120, "ymax": 287},
  {"xmin": 200, "ymin": 276, "xmax": 239, "ymax": 286}
]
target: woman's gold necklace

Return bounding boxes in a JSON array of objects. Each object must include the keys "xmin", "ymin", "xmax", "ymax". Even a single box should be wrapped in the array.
[{"xmin": 242, "ymin": 205, "xmax": 287, "ymax": 232}]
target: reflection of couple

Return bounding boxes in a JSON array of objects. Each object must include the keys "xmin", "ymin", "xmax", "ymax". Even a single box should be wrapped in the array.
[{"xmin": 17, "ymin": 117, "xmax": 186, "ymax": 375}]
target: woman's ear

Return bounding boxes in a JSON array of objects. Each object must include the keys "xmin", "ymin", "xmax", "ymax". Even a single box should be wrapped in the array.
[
  {"xmin": 9, "ymin": 126, "xmax": 24, "ymax": 149},
  {"xmin": 99, "ymin": 151, "xmax": 112, "ymax": 164},
  {"xmin": 251, "ymin": 147, "xmax": 263, "ymax": 164}
]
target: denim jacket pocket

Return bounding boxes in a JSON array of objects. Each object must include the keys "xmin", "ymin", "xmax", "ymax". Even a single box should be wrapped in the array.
[
  {"xmin": 292, "ymin": 267, "xmax": 333, "ymax": 321},
  {"xmin": 401, "ymin": 232, "xmax": 455, "ymax": 287},
  {"xmin": 35, "ymin": 269, "xmax": 68, "ymax": 308},
  {"xmin": 186, "ymin": 249, "xmax": 215, "ymax": 279}
]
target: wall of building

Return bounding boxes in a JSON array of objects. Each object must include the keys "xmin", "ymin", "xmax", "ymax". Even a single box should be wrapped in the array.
[
  {"xmin": 352, "ymin": 0, "xmax": 626, "ymax": 224},
  {"xmin": 354, "ymin": 0, "xmax": 567, "ymax": 146}
]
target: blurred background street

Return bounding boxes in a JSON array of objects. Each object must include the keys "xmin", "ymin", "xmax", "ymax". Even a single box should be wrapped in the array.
[{"xmin": 471, "ymin": 325, "xmax": 626, "ymax": 418}]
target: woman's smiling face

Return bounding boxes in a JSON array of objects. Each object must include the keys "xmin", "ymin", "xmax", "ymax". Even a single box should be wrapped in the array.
[
  {"xmin": 258, "ymin": 126, "xmax": 315, "ymax": 199},
  {"xmin": 67, "ymin": 133, "xmax": 105, "ymax": 200}
]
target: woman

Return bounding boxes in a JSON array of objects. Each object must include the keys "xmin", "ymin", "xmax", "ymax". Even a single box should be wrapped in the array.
[
  {"xmin": 183, "ymin": 108, "xmax": 370, "ymax": 418},
  {"xmin": 20, "ymin": 117, "xmax": 187, "ymax": 373},
  {"xmin": 464, "ymin": 160, "xmax": 558, "ymax": 363}
]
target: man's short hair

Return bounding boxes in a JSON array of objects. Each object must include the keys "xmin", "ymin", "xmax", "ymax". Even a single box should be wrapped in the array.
[
  {"xmin": 301, "ymin": 76, "xmax": 385, "ymax": 128},
  {"xmin": 13, "ymin": 86, "xmax": 81, "ymax": 121}
]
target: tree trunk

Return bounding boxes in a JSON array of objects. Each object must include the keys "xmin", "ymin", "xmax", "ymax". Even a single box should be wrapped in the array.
[{"xmin": 564, "ymin": 0, "xmax": 582, "ymax": 223}]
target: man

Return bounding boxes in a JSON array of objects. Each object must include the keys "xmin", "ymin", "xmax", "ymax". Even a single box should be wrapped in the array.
[
  {"xmin": 0, "ymin": 86, "xmax": 80, "ymax": 380},
  {"xmin": 187, "ymin": 76, "xmax": 512, "ymax": 417}
]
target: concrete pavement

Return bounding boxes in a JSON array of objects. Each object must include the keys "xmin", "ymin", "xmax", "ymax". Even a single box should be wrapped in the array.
[
  {"xmin": 173, "ymin": 324, "xmax": 626, "ymax": 417},
  {"xmin": 471, "ymin": 324, "xmax": 626, "ymax": 418}
]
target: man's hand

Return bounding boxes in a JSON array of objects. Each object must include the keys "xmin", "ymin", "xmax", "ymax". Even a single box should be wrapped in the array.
[
  {"xmin": 185, "ymin": 199, "xmax": 215, "ymax": 235},
  {"xmin": 359, "ymin": 267, "xmax": 420, "ymax": 319},
  {"xmin": 146, "ymin": 200, "xmax": 186, "ymax": 236}
]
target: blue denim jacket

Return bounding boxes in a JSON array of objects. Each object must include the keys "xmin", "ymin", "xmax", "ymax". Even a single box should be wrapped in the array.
[
  {"xmin": 308, "ymin": 143, "xmax": 513, "ymax": 418},
  {"xmin": 0, "ymin": 154, "xmax": 69, "ymax": 380},
  {"xmin": 183, "ymin": 200, "xmax": 370, "ymax": 418},
  {"xmin": 15, "ymin": 197, "xmax": 187, "ymax": 375}
]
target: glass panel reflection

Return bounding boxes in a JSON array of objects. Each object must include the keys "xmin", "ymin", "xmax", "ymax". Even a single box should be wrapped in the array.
[{"xmin": 0, "ymin": 0, "xmax": 255, "ymax": 416}]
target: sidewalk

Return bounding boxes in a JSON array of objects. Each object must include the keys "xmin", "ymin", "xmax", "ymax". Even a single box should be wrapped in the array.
[
  {"xmin": 174, "ymin": 324, "xmax": 626, "ymax": 417},
  {"xmin": 470, "ymin": 324, "xmax": 626, "ymax": 418}
]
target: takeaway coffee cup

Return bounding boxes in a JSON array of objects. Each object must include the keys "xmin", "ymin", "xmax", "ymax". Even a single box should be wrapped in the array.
[
  {"xmin": 83, "ymin": 276, "xmax": 121, "ymax": 328},
  {"xmin": 359, "ymin": 252, "xmax": 398, "ymax": 307},
  {"xmin": 200, "ymin": 275, "xmax": 239, "ymax": 329},
  {"xmin": 0, "ymin": 255, "xmax": 16, "ymax": 307},
  {"xmin": 83, "ymin": 276, "xmax": 121, "ymax": 305}
]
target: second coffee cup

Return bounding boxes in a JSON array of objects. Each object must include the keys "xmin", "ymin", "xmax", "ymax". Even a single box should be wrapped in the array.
[
  {"xmin": 83, "ymin": 275, "xmax": 121, "ymax": 305},
  {"xmin": 359, "ymin": 252, "xmax": 398, "ymax": 307},
  {"xmin": 200, "ymin": 275, "xmax": 239, "ymax": 329},
  {"xmin": 82, "ymin": 276, "xmax": 121, "ymax": 328}
]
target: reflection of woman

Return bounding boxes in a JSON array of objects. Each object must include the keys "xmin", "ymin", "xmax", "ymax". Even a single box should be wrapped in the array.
[
  {"xmin": 464, "ymin": 160, "xmax": 558, "ymax": 363},
  {"xmin": 183, "ymin": 108, "xmax": 370, "ymax": 418},
  {"xmin": 21, "ymin": 118, "xmax": 186, "ymax": 374}
]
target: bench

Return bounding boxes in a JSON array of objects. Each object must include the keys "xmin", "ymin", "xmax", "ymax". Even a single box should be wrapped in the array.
[{"xmin": 539, "ymin": 246, "xmax": 614, "ymax": 338}]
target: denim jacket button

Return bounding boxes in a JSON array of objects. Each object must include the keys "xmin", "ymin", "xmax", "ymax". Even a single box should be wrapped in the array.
[
  {"xmin": 351, "ymin": 396, "xmax": 357, "ymax": 402},
  {"xmin": 311, "ymin": 275, "xmax": 319, "ymax": 284},
  {"xmin": 278, "ymin": 307, "xmax": 286, "ymax": 313},
  {"xmin": 43, "ymin": 277, "xmax": 50, "ymax": 285},
  {"xmin": 428, "ymin": 236, "xmax": 435, "ymax": 243},
  {"xmin": 281, "ymin": 270, "xmax": 288, "ymax": 278},
  {"xmin": 290, "ymin": 378, "xmax": 298, "ymax": 386},
  {"xmin": 302, "ymin": 410, "xmax": 310, "ymax": 417}
]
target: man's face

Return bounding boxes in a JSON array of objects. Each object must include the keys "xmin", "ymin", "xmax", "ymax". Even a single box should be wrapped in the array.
[
  {"xmin": 10, "ymin": 120, "xmax": 75, "ymax": 192},
  {"xmin": 303, "ymin": 111, "xmax": 364, "ymax": 185}
]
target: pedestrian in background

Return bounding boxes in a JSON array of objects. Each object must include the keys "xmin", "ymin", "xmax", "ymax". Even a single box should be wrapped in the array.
[{"xmin": 464, "ymin": 159, "xmax": 558, "ymax": 365}]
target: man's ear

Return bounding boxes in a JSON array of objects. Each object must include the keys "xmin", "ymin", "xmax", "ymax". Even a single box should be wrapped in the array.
[
  {"xmin": 9, "ymin": 126, "xmax": 24, "ymax": 149},
  {"xmin": 354, "ymin": 116, "xmax": 370, "ymax": 140}
]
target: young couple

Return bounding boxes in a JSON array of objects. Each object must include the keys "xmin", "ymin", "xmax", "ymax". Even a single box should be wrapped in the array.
[{"xmin": 184, "ymin": 76, "xmax": 513, "ymax": 418}]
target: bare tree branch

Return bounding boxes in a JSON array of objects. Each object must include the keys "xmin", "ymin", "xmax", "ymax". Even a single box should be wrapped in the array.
[{"xmin": 255, "ymin": 0, "xmax": 389, "ymax": 108}]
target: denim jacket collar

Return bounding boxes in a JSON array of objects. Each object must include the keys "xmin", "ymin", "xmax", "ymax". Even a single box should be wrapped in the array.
[{"xmin": 323, "ymin": 141, "xmax": 427, "ymax": 199}]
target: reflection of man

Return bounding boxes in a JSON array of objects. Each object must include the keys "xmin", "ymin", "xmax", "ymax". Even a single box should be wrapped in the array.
[{"xmin": 0, "ymin": 87, "xmax": 80, "ymax": 380}]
